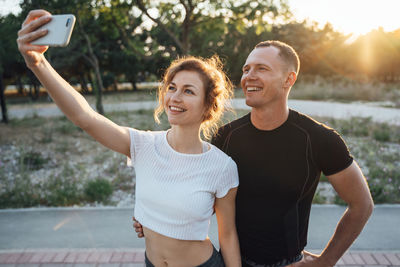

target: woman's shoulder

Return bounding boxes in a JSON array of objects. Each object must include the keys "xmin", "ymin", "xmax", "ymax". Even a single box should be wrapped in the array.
[
  {"xmin": 207, "ymin": 142, "xmax": 236, "ymax": 166},
  {"xmin": 126, "ymin": 128, "xmax": 165, "ymax": 137},
  {"xmin": 126, "ymin": 128, "xmax": 167, "ymax": 146}
]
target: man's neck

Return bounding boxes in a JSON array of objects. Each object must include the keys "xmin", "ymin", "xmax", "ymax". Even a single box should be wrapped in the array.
[{"xmin": 250, "ymin": 104, "xmax": 289, "ymax": 131}]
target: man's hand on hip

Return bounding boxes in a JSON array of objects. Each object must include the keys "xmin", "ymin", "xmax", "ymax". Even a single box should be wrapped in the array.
[
  {"xmin": 132, "ymin": 216, "xmax": 144, "ymax": 238},
  {"xmin": 291, "ymin": 251, "xmax": 333, "ymax": 267}
]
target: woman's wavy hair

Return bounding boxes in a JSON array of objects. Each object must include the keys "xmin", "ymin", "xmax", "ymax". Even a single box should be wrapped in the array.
[{"xmin": 154, "ymin": 55, "xmax": 234, "ymax": 139}]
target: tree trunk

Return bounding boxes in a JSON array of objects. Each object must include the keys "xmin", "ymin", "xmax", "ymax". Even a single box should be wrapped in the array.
[
  {"xmin": 79, "ymin": 74, "xmax": 89, "ymax": 94},
  {"xmin": 0, "ymin": 73, "xmax": 8, "ymax": 123},
  {"xmin": 92, "ymin": 67, "xmax": 104, "ymax": 114},
  {"xmin": 17, "ymin": 77, "xmax": 24, "ymax": 95},
  {"xmin": 29, "ymin": 83, "xmax": 40, "ymax": 101},
  {"xmin": 113, "ymin": 81, "xmax": 118, "ymax": 91},
  {"xmin": 130, "ymin": 78, "xmax": 138, "ymax": 91},
  {"xmin": 76, "ymin": 13, "xmax": 105, "ymax": 114},
  {"xmin": 87, "ymin": 73, "xmax": 95, "ymax": 94}
]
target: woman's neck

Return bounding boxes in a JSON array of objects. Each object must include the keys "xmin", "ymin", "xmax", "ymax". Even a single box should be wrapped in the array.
[{"xmin": 167, "ymin": 126, "xmax": 203, "ymax": 154}]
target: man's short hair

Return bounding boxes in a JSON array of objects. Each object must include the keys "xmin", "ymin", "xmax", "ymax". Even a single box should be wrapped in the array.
[{"xmin": 255, "ymin": 40, "xmax": 300, "ymax": 75}]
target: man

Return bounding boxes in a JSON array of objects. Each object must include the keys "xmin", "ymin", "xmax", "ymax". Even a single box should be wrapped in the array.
[{"xmin": 134, "ymin": 40, "xmax": 374, "ymax": 267}]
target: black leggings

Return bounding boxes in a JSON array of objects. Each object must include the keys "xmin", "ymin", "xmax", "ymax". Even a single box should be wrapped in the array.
[{"xmin": 145, "ymin": 246, "xmax": 225, "ymax": 267}]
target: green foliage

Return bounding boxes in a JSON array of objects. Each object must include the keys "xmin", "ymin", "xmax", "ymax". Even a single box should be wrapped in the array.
[
  {"xmin": 292, "ymin": 76, "xmax": 400, "ymax": 104},
  {"xmin": 322, "ymin": 117, "xmax": 400, "ymax": 144},
  {"xmin": 84, "ymin": 178, "xmax": 113, "ymax": 204},
  {"xmin": 347, "ymin": 139, "xmax": 400, "ymax": 204},
  {"xmin": 372, "ymin": 124, "xmax": 391, "ymax": 142},
  {"xmin": 10, "ymin": 115, "xmax": 48, "ymax": 127},
  {"xmin": 315, "ymin": 117, "xmax": 400, "ymax": 204},
  {"xmin": 40, "ymin": 126, "xmax": 54, "ymax": 144},
  {"xmin": 333, "ymin": 195, "xmax": 347, "ymax": 206},
  {"xmin": 43, "ymin": 164, "xmax": 82, "ymax": 206},
  {"xmin": 112, "ymin": 173, "xmax": 134, "ymax": 191},
  {"xmin": 0, "ymin": 172, "xmax": 41, "ymax": 208},
  {"xmin": 55, "ymin": 119, "xmax": 81, "ymax": 135},
  {"xmin": 312, "ymin": 189, "xmax": 327, "ymax": 204},
  {"xmin": 18, "ymin": 149, "xmax": 49, "ymax": 171}
]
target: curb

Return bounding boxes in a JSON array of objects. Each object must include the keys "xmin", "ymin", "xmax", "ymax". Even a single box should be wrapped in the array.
[{"xmin": 0, "ymin": 250, "xmax": 400, "ymax": 266}]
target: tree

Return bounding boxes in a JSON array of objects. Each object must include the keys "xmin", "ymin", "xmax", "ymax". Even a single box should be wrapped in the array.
[
  {"xmin": 18, "ymin": 0, "xmax": 107, "ymax": 113},
  {"xmin": 0, "ymin": 13, "xmax": 26, "ymax": 123}
]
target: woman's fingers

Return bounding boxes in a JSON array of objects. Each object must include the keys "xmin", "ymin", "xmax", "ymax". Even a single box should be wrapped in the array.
[
  {"xmin": 18, "ymin": 28, "xmax": 47, "ymax": 44},
  {"xmin": 17, "ymin": 10, "xmax": 51, "ymax": 68},
  {"xmin": 24, "ymin": 44, "xmax": 48, "ymax": 54},
  {"xmin": 21, "ymin": 9, "xmax": 52, "ymax": 27},
  {"xmin": 17, "ymin": 30, "xmax": 49, "ymax": 54},
  {"xmin": 18, "ymin": 15, "xmax": 51, "ymax": 38}
]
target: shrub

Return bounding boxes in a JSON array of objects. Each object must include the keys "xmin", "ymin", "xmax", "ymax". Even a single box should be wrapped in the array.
[
  {"xmin": 312, "ymin": 189, "xmax": 327, "ymax": 204},
  {"xmin": 43, "ymin": 164, "xmax": 82, "ymax": 206},
  {"xmin": 0, "ymin": 173, "xmax": 41, "ymax": 208},
  {"xmin": 84, "ymin": 178, "xmax": 113, "ymax": 204},
  {"xmin": 372, "ymin": 124, "xmax": 391, "ymax": 142},
  {"xmin": 55, "ymin": 119, "xmax": 81, "ymax": 135},
  {"xmin": 18, "ymin": 150, "xmax": 48, "ymax": 171}
]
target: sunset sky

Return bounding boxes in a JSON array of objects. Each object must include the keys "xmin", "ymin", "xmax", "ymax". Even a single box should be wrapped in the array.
[
  {"xmin": 1, "ymin": 0, "xmax": 399, "ymax": 35},
  {"xmin": 288, "ymin": 0, "xmax": 400, "ymax": 35}
]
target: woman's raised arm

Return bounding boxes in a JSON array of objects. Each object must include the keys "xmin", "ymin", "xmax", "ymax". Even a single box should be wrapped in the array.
[{"xmin": 17, "ymin": 10, "xmax": 130, "ymax": 157}]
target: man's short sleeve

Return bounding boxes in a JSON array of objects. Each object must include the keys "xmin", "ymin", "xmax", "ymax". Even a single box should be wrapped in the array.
[{"xmin": 315, "ymin": 127, "xmax": 353, "ymax": 176}]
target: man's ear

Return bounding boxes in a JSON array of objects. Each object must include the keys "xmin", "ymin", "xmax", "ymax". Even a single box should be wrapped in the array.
[{"xmin": 284, "ymin": 71, "xmax": 297, "ymax": 89}]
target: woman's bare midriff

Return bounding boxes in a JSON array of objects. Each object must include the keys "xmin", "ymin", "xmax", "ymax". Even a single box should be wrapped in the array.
[{"xmin": 143, "ymin": 226, "xmax": 214, "ymax": 267}]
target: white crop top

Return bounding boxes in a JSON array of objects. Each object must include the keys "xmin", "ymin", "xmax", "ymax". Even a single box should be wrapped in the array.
[{"xmin": 127, "ymin": 128, "xmax": 239, "ymax": 240}]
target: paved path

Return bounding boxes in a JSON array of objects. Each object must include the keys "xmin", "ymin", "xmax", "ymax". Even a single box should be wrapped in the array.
[
  {"xmin": 1, "ymin": 206, "xmax": 399, "ymax": 266},
  {"xmin": 1, "ymin": 249, "xmax": 400, "ymax": 267},
  {"xmin": 7, "ymin": 99, "xmax": 400, "ymax": 125}
]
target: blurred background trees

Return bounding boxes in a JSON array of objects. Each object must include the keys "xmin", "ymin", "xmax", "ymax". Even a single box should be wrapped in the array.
[{"xmin": 1, "ymin": 0, "xmax": 399, "ymax": 115}]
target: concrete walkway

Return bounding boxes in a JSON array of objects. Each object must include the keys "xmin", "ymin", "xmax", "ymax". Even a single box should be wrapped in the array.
[
  {"xmin": 1, "ymin": 249, "xmax": 400, "ymax": 267},
  {"xmin": 1, "ymin": 205, "xmax": 399, "ymax": 266},
  {"xmin": 7, "ymin": 99, "xmax": 400, "ymax": 125}
]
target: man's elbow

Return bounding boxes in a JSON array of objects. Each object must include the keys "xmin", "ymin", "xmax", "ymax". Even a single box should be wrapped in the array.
[
  {"xmin": 365, "ymin": 197, "xmax": 374, "ymax": 219},
  {"xmin": 353, "ymin": 196, "xmax": 374, "ymax": 222}
]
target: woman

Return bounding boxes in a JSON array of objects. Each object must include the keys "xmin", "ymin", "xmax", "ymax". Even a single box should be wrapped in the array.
[{"xmin": 17, "ymin": 10, "xmax": 241, "ymax": 267}]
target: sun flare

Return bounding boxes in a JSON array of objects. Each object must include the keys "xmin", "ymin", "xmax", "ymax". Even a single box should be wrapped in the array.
[{"xmin": 289, "ymin": 0, "xmax": 400, "ymax": 35}]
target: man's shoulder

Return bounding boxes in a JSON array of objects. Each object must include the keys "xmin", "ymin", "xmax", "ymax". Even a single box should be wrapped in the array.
[
  {"xmin": 212, "ymin": 113, "xmax": 250, "ymax": 148},
  {"xmin": 219, "ymin": 113, "xmax": 250, "ymax": 132},
  {"xmin": 289, "ymin": 109, "xmax": 339, "ymax": 137}
]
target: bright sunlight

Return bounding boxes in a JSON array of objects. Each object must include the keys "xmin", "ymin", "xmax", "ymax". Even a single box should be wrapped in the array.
[{"xmin": 288, "ymin": 0, "xmax": 400, "ymax": 35}]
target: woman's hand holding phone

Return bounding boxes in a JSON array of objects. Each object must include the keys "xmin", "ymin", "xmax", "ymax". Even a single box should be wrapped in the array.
[
  {"xmin": 17, "ymin": 10, "xmax": 75, "ymax": 69},
  {"xmin": 17, "ymin": 10, "xmax": 53, "ymax": 68}
]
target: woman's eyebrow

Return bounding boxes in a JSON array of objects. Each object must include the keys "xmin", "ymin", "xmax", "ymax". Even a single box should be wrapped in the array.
[{"xmin": 169, "ymin": 82, "xmax": 197, "ymax": 89}]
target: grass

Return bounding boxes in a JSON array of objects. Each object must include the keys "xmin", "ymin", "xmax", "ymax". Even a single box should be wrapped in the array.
[
  {"xmin": 0, "ymin": 107, "xmax": 399, "ymax": 208},
  {"xmin": 316, "ymin": 116, "xmax": 400, "ymax": 204},
  {"xmin": 6, "ymin": 77, "xmax": 400, "ymax": 108},
  {"xmin": 291, "ymin": 76, "xmax": 400, "ymax": 107}
]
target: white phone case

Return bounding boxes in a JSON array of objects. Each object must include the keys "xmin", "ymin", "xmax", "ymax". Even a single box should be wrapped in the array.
[{"xmin": 31, "ymin": 14, "xmax": 76, "ymax": 47}]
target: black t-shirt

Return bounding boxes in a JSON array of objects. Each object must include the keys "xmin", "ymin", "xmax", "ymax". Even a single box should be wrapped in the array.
[{"xmin": 212, "ymin": 109, "xmax": 353, "ymax": 264}]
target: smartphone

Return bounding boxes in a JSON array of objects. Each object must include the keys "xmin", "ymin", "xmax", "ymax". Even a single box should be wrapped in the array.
[{"xmin": 31, "ymin": 14, "xmax": 76, "ymax": 47}]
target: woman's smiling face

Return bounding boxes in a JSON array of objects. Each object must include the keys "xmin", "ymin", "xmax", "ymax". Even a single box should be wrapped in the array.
[{"xmin": 164, "ymin": 70, "xmax": 206, "ymax": 128}]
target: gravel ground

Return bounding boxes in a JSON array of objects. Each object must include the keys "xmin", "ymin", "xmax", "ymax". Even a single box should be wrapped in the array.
[{"xmin": 3, "ymin": 99, "xmax": 400, "ymax": 208}]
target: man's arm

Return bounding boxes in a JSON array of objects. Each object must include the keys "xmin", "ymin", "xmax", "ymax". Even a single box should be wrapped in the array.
[
  {"xmin": 295, "ymin": 161, "xmax": 374, "ymax": 267},
  {"xmin": 132, "ymin": 217, "xmax": 144, "ymax": 238},
  {"xmin": 215, "ymin": 187, "xmax": 241, "ymax": 267}
]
